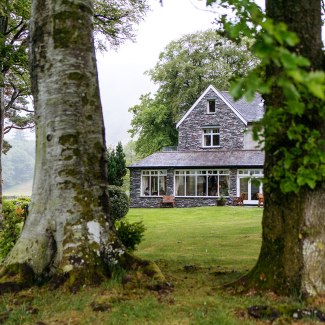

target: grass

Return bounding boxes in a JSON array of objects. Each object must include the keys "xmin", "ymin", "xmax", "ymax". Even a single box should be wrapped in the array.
[
  {"xmin": 0, "ymin": 207, "xmax": 321, "ymax": 324},
  {"xmin": 133, "ymin": 207, "xmax": 262, "ymax": 271}
]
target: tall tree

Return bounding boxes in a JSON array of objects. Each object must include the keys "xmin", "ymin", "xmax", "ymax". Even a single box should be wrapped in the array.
[
  {"xmin": 0, "ymin": 0, "xmax": 149, "ymax": 214},
  {"xmin": 208, "ymin": 0, "xmax": 325, "ymax": 296},
  {"xmin": 107, "ymin": 141, "xmax": 127, "ymax": 187},
  {"xmin": 129, "ymin": 29, "xmax": 257, "ymax": 157},
  {"xmin": 1, "ymin": 0, "xmax": 153, "ymax": 289}
]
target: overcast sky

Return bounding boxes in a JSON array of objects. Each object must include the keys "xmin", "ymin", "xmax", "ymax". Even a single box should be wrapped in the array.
[{"xmin": 97, "ymin": 0, "xmax": 218, "ymax": 146}]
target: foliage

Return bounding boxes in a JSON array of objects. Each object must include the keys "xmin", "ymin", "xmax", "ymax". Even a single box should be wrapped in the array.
[
  {"xmin": 0, "ymin": 197, "xmax": 30, "ymax": 261},
  {"xmin": 115, "ymin": 219, "xmax": 146, "ymax": 251},
  {"xmin": 206, "ymin": 0, "xmax": 325, "ymax": 193},
  {"xmin": 216, "ymin": 196, "xmax": 226, "ymax": 206},
  {"xmin": 129, "ymin": 93, "xmax": 178, "ymax": 158},
  {"xmin": 108, "ymin": 185, "xmax": 129, "ymax": 221},
  {"xmin": 107, "ymin": 142, "xmax": 127, "ymax": 187},
  {"xmin": 0, "ymin": 0, "xmax": 149, "ymax": 142},
  {"xmin": 129, "ymin": 29, "xmax": 258, "ymax": 157},
  {"xmin": 1, "ymin": 0, "xmax": 33, "ymax": 137},
  {"xmin": 93, "ymin": 0, "xmax": 149, "ymax": 51}
]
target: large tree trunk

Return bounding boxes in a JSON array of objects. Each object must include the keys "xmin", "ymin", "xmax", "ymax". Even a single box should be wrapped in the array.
[
  {"xmin": 239, "ymin": 0, "xmax": 325, "ymax": 297},
  {"xmin": 2, "ymin": 0, "xmax": 119, "ymax": 286}
]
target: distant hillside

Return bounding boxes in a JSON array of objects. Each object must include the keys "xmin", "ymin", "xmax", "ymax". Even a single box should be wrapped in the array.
[
  {"xmin": 3, "ymin": 180, "xmax": 33, "ymax": 197},
  {"xmin": 2, "ymin": 137, "xmax": 35, "ymax": 192}
]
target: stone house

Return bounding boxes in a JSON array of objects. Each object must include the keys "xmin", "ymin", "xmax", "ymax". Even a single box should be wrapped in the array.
[{"xmin": 128, "ymin": 85, "xmax": 264, "ymax": 207}]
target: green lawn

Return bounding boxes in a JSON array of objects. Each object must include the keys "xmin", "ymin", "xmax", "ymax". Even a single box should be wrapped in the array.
[
  {"xmin": 130, "ymin": 206, "xmax": 262, "ymax": 270},
  {"xmin": 2, "ymin": 207, "xmax": 319, "ymax": 324}
]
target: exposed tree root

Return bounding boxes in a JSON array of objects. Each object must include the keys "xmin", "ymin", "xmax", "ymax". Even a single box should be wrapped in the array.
[{"xmin": 0, "ymin": 252, "xmax": 166, "ymax": 294}]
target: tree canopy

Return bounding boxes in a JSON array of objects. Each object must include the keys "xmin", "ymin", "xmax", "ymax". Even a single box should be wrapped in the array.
[{"xmin": 129, "ymin": 29, "xmax": 258, "ymax": 158}]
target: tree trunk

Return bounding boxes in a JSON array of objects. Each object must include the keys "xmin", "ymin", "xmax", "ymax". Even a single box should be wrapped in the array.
[
  {"xmin": 239, "ymin": 0, "xmax": 325, "ymax": 297},
  {"xmin": 2, "ymin": 0, "xmax": 120, "ymax": 287}
]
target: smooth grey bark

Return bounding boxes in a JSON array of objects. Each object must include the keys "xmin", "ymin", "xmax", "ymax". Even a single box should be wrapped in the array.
[{"xmin": 4, "ymin": 0, "xmax": 118, "ymax": 280}]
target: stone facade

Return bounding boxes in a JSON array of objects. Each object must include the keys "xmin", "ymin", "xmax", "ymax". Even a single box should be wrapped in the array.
[
  {"xmin": 178, "ymin": 89, "xmax": 246, "ymax": 151},
  {"xmin": 128, "ymin": 85, "xmax": 264, "ymax": 208},
  {"xmin": 130, "ymin": 167, "xmax": 239, "ymax": 208}
]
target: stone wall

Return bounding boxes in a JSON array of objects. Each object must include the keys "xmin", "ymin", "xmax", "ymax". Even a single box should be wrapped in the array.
[
  {"xmin": 129, "ymin": 167, "xmax": 239, "ymax": 208},
  {"xmin": 178, "ymin": 89, "xmax": 246, "ymax": 151}
]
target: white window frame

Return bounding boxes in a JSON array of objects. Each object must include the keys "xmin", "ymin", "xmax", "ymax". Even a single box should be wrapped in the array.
[
  {"xmin": 174, "ymin": 169, "xmax": 230, "ymax": 197},
  {"xmin": 202, "ymin": 128, "xmax": 220, "ymax": 147},
  {"xmin": 141, "ymin": 170, "xmax": 167, "ymax": 197}
]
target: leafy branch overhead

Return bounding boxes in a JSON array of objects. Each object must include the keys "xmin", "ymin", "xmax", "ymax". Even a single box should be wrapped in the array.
[
  {"xmin": 207, "ymin": 0, "xmax": 325, "ymax": 193},
  {"xmin": 0, "ymin": 0, "xmax": 150, "ymax": 140}
]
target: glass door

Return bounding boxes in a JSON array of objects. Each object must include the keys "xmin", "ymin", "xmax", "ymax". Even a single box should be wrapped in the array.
[{"xmin": 238, "ymin": 170, "xmax": 263, "ymax": 204}]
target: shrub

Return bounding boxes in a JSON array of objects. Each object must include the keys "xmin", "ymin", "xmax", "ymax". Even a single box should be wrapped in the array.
[
  {"xmin": 108, "ymin": 185, "xmax": 129, "ymax": 221},
  {"xmin": 0, "ymin": 197, "xmax": 30, "ymax": 261},
  {"xmin": 115, "ymin": 219, "xmax": 146, "ymax": 251}
]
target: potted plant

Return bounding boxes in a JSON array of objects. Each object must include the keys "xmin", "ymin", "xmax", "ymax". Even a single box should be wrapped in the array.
[{"xmin": 216, "ymin": 196, "xmax": 226, "ymax": 206}]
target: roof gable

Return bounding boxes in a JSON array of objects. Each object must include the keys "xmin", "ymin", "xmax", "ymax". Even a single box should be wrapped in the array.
[{"xmin": 176, "ymin": 85, "xmax": 263, "ymax": 129}]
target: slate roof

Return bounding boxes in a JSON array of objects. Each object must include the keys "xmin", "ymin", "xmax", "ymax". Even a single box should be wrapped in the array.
[
  {"xmin": 220, "ymin": 91, "xmax": 264, "ymax": 123},
  {"xmin": 129, "ymin": 150, "xmax": 264, "ymax": 169}
]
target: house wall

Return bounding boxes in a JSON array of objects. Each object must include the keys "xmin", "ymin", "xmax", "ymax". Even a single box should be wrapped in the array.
[
  {"xmin": 129, "ymin": 167, "xmax": 239, "ymax": 208},
  {"xmin": 178, "ymin": 89, "xmax": 246, "ymax": 151},
  {"xmin": 243, "ymin": 125, "xmax": 260, "ymax": 149}
]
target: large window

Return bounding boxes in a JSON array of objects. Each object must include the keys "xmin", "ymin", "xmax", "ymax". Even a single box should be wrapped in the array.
[
  {"xmin": 141, "ymin": 170, "xmax": 167, "ymax": 196},
  {"xmin": 175, "ymin": 170, "xmax": 229, "ymax": 197},
  {"xmin": 203, "ymin": 128, "xmax": 220, "ymax": 147}
]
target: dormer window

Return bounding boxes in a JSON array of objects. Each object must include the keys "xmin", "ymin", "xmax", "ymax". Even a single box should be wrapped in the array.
[
  {"xmin": 203, "ymin": 128, "xmax": 220, "ymax": 147},
  {"xmin": 207, "ymin": 100, "xmax": 216, "ymax": 113}
]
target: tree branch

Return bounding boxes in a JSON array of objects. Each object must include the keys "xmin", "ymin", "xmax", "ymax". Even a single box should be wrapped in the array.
[
  {"xmin": 4, "ymin": 124, "xmax": 34, "ymax": 134},
  {"xmin": 4, "ymin": 18, "xmax": 25, "ymax": 36}
]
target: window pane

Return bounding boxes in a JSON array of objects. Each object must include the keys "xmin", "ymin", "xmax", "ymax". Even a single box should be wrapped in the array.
[
  {"xmin": 175, "ymin": 175, "xmax": 185, "ymax": 196},
  {"xmin": 186, "ymin": 176, "xmax": 196, "ymax": 196},
  {"xmin": 219, "ymin": 175, "xmax": 229, "ymax": 196},
  {"xmin": 197, "ymin": 176, "xmax": 207, "ymax": 196},
  {"xmin": 208, "ymin": 100, "xmax": 216, "ymax": 113},
  {"xmin": 251, "ymin": 180, "xmax": 260, "ymax": 200},
  {"xmin": 204, "ymin": 135, "xmax": 211, "ymax": 146},
  {"xmin": 142, "ymin": 176, "xmax": 150, "ymax": 195},
  {"xmin": 208, "ymin": 176, "xmax": 218, "ymax": 196},
  {"xmin": 212, "ymin": 134, "xmax": 220, "ymax": 146},
  {"xmin": 240, "ymin": 178, "xmax": 249, "ymax": 200},
  {"xmin": 151, "ymin": 176, "xmax": 158, "ymax": 196},
  {"xmin": 159, "ymin": 176, "xmax": 166, "ymax": 195}
]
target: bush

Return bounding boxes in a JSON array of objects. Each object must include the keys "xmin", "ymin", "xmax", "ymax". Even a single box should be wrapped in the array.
[
  {"xmin": 0, "ymin": 197, "xmax": 30, "ymax": 262},
  {"xmin": 108, "ymin": 185, "xmax": 129, "ymax": 221},
  {"xmin": 115, "ymin": 219, "xmax": 146, "ymax": 251}
]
